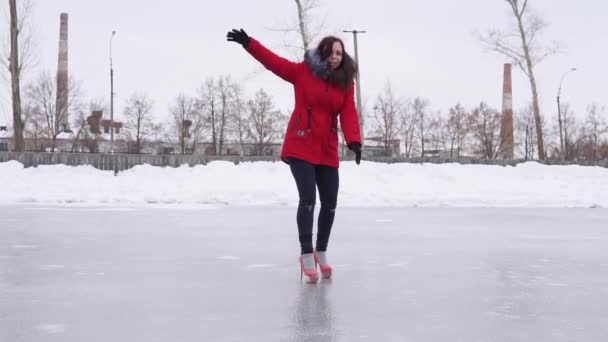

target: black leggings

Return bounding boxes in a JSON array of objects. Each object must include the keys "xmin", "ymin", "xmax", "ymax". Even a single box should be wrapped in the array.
[{"xmin": 288, "ymin": 158, "xmax": 339, "ymax": 254}]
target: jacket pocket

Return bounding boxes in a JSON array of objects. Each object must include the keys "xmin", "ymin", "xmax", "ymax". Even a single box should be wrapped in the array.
[{"xmin": 288, "ymin": 113, "xmax": 310, "ymax": 139}]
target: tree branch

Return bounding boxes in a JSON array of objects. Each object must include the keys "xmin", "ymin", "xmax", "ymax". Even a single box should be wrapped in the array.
[{"xmin": 520, "ymin": 0, "xmax": 529, "ymax": 17}]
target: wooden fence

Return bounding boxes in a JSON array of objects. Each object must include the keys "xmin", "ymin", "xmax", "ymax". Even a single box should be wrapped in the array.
[{"xmin": 0, "ymin": 152, "xmax": 606, "ymax": 173}]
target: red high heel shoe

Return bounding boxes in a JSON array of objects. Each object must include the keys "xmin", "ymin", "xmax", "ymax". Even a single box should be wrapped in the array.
[
  {"xmin": 299, "ymin": 254, "xmax": 318, "ymax": 283},
  {"xmin": 314, "ymin": 251, "xmax": 332, "ymax": 279}
]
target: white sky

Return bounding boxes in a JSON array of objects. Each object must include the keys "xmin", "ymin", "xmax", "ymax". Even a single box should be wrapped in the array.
[{"xmin": 1, "ymin": 0, "xmax": 606, "ymax": 128}]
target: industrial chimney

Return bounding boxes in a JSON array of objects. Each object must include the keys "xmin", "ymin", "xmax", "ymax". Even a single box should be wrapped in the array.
[
  {"xmin": 56, "ymin": 13, "xmax": 69, "ymax": 132},
  {"xmin": 500, "ymin": 63, "xmax": 514, "ymax": 159}
]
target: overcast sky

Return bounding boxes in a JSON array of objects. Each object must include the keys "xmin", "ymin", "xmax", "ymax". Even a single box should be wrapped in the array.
[{"xmin": 1, "ymin": 0, "xmax": 606, "ymax": 129}]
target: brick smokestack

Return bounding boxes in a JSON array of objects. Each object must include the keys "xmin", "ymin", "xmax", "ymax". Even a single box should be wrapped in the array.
[
  {"xmin": 56, "ymin": 13, "xmax": 69, "ymax": 131},
  {"xmin": 500, "ymin": 63, "xmax": 514, "ymax": 159}
]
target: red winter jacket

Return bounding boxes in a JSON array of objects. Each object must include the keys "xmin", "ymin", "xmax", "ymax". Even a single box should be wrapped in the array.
[{"xmin": 244, "ymin": 38, "xmax": 361, "ymax": 168}]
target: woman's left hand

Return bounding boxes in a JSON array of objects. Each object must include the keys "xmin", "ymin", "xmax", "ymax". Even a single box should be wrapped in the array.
[{"xmin": 348, "ymin": 142, "xmax": 362, "ymax": 165}]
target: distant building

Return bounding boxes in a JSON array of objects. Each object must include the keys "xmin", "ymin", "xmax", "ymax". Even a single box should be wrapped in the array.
[
  {"xmin": 363, "ymin": 136, "xmax": 401, "ymax": 157},
  {"xmin": 0, "ymin": 126, "xmax": 10, "ymax": 151}
]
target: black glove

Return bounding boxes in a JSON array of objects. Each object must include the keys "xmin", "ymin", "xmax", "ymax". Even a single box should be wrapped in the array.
[
  {"xmin": 348, "ymin": 142, "xmax": 362, "ymax": 165},
  {"xmin": 226, "ymin": 28, "xmax": 251, "ymax": 47}
]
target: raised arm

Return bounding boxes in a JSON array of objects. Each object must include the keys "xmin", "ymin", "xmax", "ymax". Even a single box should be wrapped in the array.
[{"xmin": 227, "ymin": 29, "xmax": 297, "ymax": 83}]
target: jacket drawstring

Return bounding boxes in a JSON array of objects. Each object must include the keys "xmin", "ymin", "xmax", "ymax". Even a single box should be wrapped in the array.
[{"xmin": 306, "ymin": 107, "xmax": 312, "ymax": 133}]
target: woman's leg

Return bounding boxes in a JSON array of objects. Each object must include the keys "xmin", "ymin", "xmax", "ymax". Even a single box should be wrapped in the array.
[
  {"xmin": 288, "ymin": 158, "xmax": 317, "ymax": 254},
  {"xmin": 315, "ymin": 165, "xmax": 339, "ymax": 252}
]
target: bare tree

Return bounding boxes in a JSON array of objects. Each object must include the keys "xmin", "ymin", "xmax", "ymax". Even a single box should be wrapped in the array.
[
  {"xmin": 371, "ymin": 83, "xmax": 402, "ymax": 157},
  {"xmin": 187, "ymin": 102, "xmax": 205, "ymax": 154},
  {"xmin": 292, "ymin": 0, "xmax": 324, "ymax": 53},
  {"xmin": 198, "ymin": 76, "xmax": 236, "ymax": 155},
  {"xmin": 545, "ymin": 103, "xmax": 571, "ymax": 160},
  {"xmin": 412, "ymin": 97, "xmax": 432, "ymax": 157},
  {"xmin": 400, "ymin": 100, "xmax": 417, "ymax": 158},
  {"xmin": 198, "ymin": 80, "xmax": 217, "ymax": 154},
  {"xmin": 4, "ymin": 0, "xmax": 37, "ymax": 151},
  {"xmin": 2, "ymin": 0, "xmax": 36, "ymax": 73},
  {"xmin": 86, "ymin": 97, "xmax": 108, "ymax": 115},
  {"xmin": 24, "ymin": 71, "xmax": 81, "ymax": 151},
  {"xmin": 170, "ymin": 93, "xmax": 195, "ymax": 155},
  {"xmin": 444, "ymin": 103, "xmax": 470, "ymax": 158},
  {"xmin": 20, "ymin": 97, "xmax": 41, "ymax": 150},
  {"xmin": 426, "ymin": 111, "xmax": 445, "ymax": 153},
  {"xmin": 8, "ymin": 0, "xmax": 22, "ymax": 150},
  {"xmin": 581, "ymin": 103, "xmax": 608, "ymax": 161},
  {"xmin": 476, "ymin": 0, "xmax": 560, "ymax": 160},
  {"xmin": 267, "ymin": 0, "xmax": 325, "ymax": 56},
  {"xmin": 515, "ymin": 104, "xmax": 536, "ymax": 159},
  {"xmin": 123, "ymin": 93, "xmax": 157, "ymax": 154},
  {"xmin": 215, "ymin": 76, "xmax": 233, "ymax": 155},
  {"xmin": 247, "ymin": 88, "xmax": 284, "ymax": 156},
  {"xmin": 559, "ymin": 104, "xmax": 578, "ymax": 161},
  {"xmin": 69, "ymin": 107, "xmax": 88, "ymax": 153},
  {"xmin": 294, "ymin": 0, "xmax": 313, "ymax": 51},
  {"xmin": 469, "ymin": 102, "xmax": 505, "ymax": 159},
  {"xmin": 230, "ymin": 84, "xmax": 250, "ymax": 156}
]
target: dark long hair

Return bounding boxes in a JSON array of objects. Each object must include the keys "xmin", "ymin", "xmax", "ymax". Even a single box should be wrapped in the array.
[{"xmin": 317, "ymin": 36, "xmax": 357, "ymax": 90}]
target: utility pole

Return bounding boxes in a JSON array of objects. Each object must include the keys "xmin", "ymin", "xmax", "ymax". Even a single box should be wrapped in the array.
[
  {"xmin": 110, "ymin": 30, "xmax": 116, "ymax": 153},
  {"xmin": 343, "ymin": 29, "xmax": 366, "ymax": 142},
  {"xmin": 557, "ymin": 67, "xmax": 576, "ymax": 161}
]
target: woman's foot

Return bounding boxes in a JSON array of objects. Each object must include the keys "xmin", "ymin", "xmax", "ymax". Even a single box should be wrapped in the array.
[
  {"xmin": 299, "ymin": 253, "xmax": 318, "ymax": 283},
  {"xmin": 314, "ymin": 251, "xmax": 332, "ymax": 279}
]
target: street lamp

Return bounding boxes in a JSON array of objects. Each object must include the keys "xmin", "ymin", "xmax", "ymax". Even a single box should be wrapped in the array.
[
  {"xmin": 557, "ymin": 67, "xmax": 576, "ymax": 160},
  {"xmin": 110, "ymin": 30, "xmax": 116, "ymax": 153}
]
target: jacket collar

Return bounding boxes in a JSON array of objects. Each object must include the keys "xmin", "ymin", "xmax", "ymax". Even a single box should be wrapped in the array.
[{"xmin": 304, "ymin": 48, "xmax": 331, "ymax": 80}]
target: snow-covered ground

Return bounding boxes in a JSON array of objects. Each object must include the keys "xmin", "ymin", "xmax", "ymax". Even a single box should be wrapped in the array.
[{"xmin": 0, "ymin": 160, "xmax": 606, "ymax": 207}]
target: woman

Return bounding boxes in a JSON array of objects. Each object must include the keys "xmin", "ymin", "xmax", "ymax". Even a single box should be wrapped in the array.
[{"xmin": 227, "ymin": 28, "xmax": 362, "ymax": 283}]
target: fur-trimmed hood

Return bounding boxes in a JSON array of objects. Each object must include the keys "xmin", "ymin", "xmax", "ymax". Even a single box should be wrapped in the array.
[{"xmin": 304, "ymin": 48, "xmax": 331, "ymax": 80}]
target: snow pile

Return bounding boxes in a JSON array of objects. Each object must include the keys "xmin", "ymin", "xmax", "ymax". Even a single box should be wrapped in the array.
[{"xmin": 0, "ymin": 160, "xmax": 605, "ymax": 207}]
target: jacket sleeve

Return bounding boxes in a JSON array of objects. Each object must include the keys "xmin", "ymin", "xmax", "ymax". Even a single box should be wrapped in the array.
[
  {"xmin": 339, "ymin": 82, "xmax": 362, "ymax": 145},
  {"xmin": 244, "ymin": 38, "xmax": 297, "ymax": 84}
]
